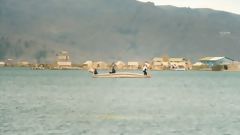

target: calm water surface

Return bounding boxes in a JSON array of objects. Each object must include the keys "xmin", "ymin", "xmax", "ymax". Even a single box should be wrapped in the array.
[{"xmin": 0, "ymin": 68, "xmax": 240, "ymax": 135}]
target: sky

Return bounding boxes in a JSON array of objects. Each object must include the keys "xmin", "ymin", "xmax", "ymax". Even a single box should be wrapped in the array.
[{"xmin": 138, "ymin": 0, "xmax": 240, "ymax": 15}]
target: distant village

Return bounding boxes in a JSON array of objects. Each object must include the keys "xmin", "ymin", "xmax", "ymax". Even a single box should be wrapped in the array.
[{"xmin": 1, "ymin": 51, "xmax": 240, "ymax": 71}]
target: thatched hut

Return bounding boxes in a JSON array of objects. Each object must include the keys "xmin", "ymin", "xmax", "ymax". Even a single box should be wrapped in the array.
[
  {"xmin": 127, "ymin": 62, "xmax": 139, "ymax": 70},
  {"xmin": 169, "ymin": 57, "xmax": 192, "ymax": 70},
  {"xmin": 82, "ymin": 61, "xmax": 93, "ymax": 69},
  {"xmin": 115, "ymin": 61, "xmax": 126, "ymax": 70}
]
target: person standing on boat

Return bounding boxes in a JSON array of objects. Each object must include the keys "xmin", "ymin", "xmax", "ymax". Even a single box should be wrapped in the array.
[
  {"xmin": 89, "ymin": 68, "xmax": 98, "ymax": 75},
  {"xmin": 109, "ymin": 62, "xmax": 116, "ymax": 74},
  {"xmin": 93, "ymin": 68, "xmax": 98, "ymax": 75},
  {"xmin": 143, "ymin": 63, "xmax": 148, "ymax": 76}
]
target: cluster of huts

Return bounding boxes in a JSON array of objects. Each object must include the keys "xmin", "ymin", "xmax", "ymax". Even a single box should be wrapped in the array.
[
  {"xmin": 53, "ymin": 51, "xmax": 240, "ymax": 71},
  {"xmin": 81, "ymin": 56, "xmax": 240, "ymax": 71},
  {"xmin": 82, "ymin": 61, "xmax": 141, "ymax": 70},
  {"xmin": 81, "ymin": 57, "xmax": 192, "ymax": 70},
  {"xmin": 0, "ymin": 59, "xmax": 32, "ymax": 67},
  {"xmin": 1, "ymin": 51, "xmax": 240, "ymax": 71}
]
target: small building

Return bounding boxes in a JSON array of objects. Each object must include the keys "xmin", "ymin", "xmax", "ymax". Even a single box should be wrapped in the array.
[
  {"xmin": 127, "ymin": 62, "xmax": 139, "ymax": 70},
  {"xmin": 199, "ymin": 57, "xmax": 234, "ymax": 68},
  {"xmin": 169, "ymin": 57, "xmax": 192, "ymax": 70},
  {"xmin": 56, "ymin": 51, "xmax": 72, "ymax": 67},
  {"xmin": 0, "ymin": 61, "xmax": 5, "ymax": 67},
  {"xmin": 115, "ymin": 61, "xmax": 126, "ymax": 70},
  {"xmin": 151, "ymin": 57, "xmax": 170, "ymax": 70}
]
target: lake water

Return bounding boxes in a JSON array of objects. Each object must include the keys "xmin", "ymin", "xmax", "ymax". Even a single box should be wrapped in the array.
[{"xmin": 0, "ymin": 68, "xmax": 240, "ymax": 135}]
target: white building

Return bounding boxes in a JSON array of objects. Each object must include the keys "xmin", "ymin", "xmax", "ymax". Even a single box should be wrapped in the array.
[
  {"xmin": 0, "ymin": 61, "xmax": 5, "ymax": 67},
  {"xmin": 56, "ymin": 51, "xmax": 72, "ymax": 67}
]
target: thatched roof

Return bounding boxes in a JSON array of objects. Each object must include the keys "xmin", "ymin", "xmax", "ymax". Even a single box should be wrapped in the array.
[{"xmin": 169, "ymin": 58, "xmax": 187, "ymax": 62}]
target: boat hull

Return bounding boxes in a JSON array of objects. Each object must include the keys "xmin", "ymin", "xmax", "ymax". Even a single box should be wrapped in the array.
[{"xmin": 93, "ymin": 72, "xmax": 151, "ymax": 78}]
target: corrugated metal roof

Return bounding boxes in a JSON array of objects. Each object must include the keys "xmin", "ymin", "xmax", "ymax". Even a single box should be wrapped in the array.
[
  {"xmin": 200, "ymin": 57, "xmax": 225, "ymax": 61},
  {"xmin": 210, "ymin": 57, "xmax": 225, "ymax": 61},
  {"xmin": 199, "ymin": 57, "xmax": 214, "ymax": 61}
]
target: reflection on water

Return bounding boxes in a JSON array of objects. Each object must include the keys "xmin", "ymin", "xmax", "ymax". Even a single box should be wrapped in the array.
[{"xmin": 0, "ymin": 68, "xmax": 240, "ymax": 135}]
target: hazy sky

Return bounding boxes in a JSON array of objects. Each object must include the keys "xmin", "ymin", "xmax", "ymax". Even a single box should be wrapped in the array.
[{"xmin": 138, "ymin": 0, "xmax": 240, "ymax": 14}]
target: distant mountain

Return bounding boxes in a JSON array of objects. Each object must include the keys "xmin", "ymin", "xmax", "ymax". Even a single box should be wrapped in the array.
[{"xmin": 1, "ymin": 0, "xmax": 240, "ymax": 63}]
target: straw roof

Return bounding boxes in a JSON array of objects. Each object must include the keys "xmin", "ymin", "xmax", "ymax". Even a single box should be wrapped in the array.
[{"xmin": 169, "ymin": 58, "xmax": 187, "ymax": 62}]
